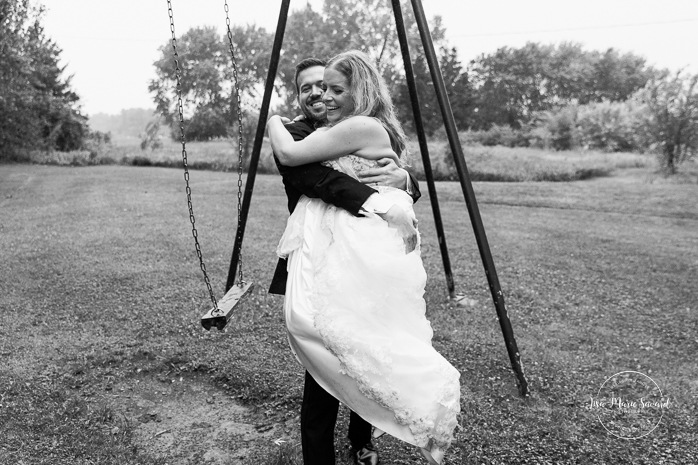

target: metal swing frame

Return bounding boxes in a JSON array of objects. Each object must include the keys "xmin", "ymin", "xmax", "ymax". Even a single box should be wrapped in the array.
[{"xmin": 171, "ymin": 0, "xmax": 529, "ymax": 397}]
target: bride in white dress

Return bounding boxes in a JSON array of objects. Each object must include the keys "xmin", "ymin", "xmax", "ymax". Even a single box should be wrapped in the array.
[{"xmin": 268, "ymin": 50, "xmax": 460, "ymax": 464}]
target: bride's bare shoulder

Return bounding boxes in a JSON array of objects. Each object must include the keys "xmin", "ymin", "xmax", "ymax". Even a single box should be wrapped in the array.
[
  {"xmin": 334, "ymin": 115, "xmax": 381, "ymax": 127},
  {"xmin": 332, "ymin": 116, "xmax": 385, "ymax": 136}
]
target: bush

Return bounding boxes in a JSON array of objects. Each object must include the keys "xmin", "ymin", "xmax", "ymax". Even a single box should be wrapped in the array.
[
  {"xmin": 526, "ymin": 100, "xmax": 651, "ymax": 153},
  {"xmin": 130, "ymin": 156, "xmax": 153, "ymax": 166},
  {"xmin": 633, "ymin": 71, "xmax": 698, "ymax": 174},
  {"xmin": 82, "ymin": 130, "xmax": 112, "ymax": 159},
  {"xmin": 576, "ymin": 100, "xmax": 648, "ymax": 152},
  {"xmin": 169, "ymin": 106, "xmax": 229, "ymax": 142},
  {"xmin": 529, "ymin": 107, "xmax": 578, "ymax": 150},
  {"xmin": 25, "ymin": 150, "xmax": 94, "ymax": 166}
]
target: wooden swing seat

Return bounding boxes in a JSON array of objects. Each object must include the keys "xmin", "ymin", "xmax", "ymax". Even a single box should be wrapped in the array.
[{"xmin": 200, "ymin": 281, "xmax": 254, "ymax": 331}]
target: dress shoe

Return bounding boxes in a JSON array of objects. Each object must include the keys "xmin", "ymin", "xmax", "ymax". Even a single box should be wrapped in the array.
[{"xmin": 353, "ymin": 441, "xmax": 379, "ymax": 465}]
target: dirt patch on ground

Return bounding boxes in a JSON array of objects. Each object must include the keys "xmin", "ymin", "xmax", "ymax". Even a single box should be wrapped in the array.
[{"xmin": 106, "ymin": 373, "xmax": 299, "ymax": 464}]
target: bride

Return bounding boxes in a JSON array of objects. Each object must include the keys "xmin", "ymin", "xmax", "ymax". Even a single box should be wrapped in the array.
[{"xmin": 268, "ymin": 50, "xmax": 460, "ymax": 464}]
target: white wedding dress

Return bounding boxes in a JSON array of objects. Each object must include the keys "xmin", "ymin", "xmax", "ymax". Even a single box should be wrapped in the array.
[{"xmin": 277, "ymin": 155, "xmax": 461, "ymax": 463}]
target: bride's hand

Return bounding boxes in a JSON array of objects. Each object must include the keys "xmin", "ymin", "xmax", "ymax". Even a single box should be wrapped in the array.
[
  {"xmin": 358, "ymin": 158, "xmax": 409, "ymax": 189},
  {"xmin": 379, "ymin": 205, "xmax": 419, "ymax": 253}
]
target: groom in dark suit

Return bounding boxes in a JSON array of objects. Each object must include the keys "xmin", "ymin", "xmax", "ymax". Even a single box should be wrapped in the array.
[{"xmin": 269, "ymin": 57, "xmax": 421, "ymax": 465}]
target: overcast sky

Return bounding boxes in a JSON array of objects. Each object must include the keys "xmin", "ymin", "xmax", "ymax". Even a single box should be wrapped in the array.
[{"xmin": 41, "ymin": 0, "xmax": 698, "ymax": 116}]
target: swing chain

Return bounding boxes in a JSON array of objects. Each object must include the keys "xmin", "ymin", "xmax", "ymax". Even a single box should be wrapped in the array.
[
  {"xmin": 224, "ymin": 0, "xmax": 245, "ymax": 286},
  {"xmin": 167, "ymin": 1, "xmax": 220, "ymax": 313}
]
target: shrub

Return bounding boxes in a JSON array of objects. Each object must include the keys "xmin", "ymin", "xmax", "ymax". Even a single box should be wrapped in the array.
[
  {"xmin": 526, "ymin": 100, "xmax": 652, "ymax": 153},
  {"xmin": 529, "ymin": 106, "xmax": 578, "ymax": 150},
  {"xmin": 461, "ymin": 126, "xmax": 529, "ymax": 148},
  {"xmin": 82, "ymin": 130, "xmax": 113, "ymax": 160},
  {"xmin": 633, "ymin": 71, "xmax": 698, "ymax": 173},
  {"xmin": 130, "ymin": 156, "xmax": 153, "ymax": 166},
  {"xmin": 576, "ymin": 100, "xmax": 648, "ymax": 152}
]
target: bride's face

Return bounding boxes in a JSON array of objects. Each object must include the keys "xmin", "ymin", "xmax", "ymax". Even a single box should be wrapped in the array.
[{"xmin": 322, "ymin": 67, "xmax": 355, "ymax": 124}]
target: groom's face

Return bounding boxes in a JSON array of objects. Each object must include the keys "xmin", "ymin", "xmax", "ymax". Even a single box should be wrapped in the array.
[{"xmin": 296, "ymin": 65, "xmax": 327, "ymax": 123}]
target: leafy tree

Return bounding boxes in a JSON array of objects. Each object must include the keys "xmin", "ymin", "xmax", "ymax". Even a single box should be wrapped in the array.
[
  {"xmin": 31, "ymin": 24, "xmax": 87, "ymax": 151},
  {"xmin": 150, "ymin": 26, "xmax": 229, "ymax": 140},
  {"xmin": 469, "ymin": 43, "xmax": 556, "ymax": 129},
  {"xmin": 634, "ymin": 70, "xmax": 698, "ymax": 173},
  {"xmin": 583, "ymin": 48, "xmax": 656, "ymax": 103},
  {"xmin": 149, "ymin": 24, "xmax": 272, "ymax": 148},
  {"xmin": 1, "ymin": 0, "xmax": 39, "ymax": 155},
  {"xmin": 392, "ymin": 41, "xmax": 475, "ymax": 135},
  {"xmin": 0, "ymin": 0, "xmax": 86, "ymax": 158},
  {"xmin": 468, "ymin": 42, "xmax": 654, "ymax": 129},
  {"xmin": 152, "ymin": 1, "xmax": 472, "ymax": 144}
]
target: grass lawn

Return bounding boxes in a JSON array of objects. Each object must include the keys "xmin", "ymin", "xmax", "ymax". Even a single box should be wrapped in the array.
[{"xmin": 1, "ymin": 163, "xmax": 696, "ymax": 464}]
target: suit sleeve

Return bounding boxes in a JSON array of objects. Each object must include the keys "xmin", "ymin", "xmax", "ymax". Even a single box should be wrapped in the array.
[
  {"xmin": 276, "ymin": 122, "xmax": 377, "ymax": 216},
  {"xmin": 407, "ymin": 172, "xmax": 421, "ymax": 203}
]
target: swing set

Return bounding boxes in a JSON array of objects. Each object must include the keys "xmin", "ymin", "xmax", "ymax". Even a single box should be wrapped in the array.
[{"xmin": 166, "ymin": 0, "xmax": 529, "ymax": 397}]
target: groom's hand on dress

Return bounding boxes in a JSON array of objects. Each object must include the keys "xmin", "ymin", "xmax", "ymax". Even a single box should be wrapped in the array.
[
  {"xmin": 380, "ymin": 205, "xmax": 419, "ymax": 254},
  {"xmin": 358, "ymin": 158, "xmax": 409, "ymax": 190}
]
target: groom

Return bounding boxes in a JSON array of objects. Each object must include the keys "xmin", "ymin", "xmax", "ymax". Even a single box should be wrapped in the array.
[{"xmin": 269, "ymin": 57, "xmax": 421, "ymax": 465}]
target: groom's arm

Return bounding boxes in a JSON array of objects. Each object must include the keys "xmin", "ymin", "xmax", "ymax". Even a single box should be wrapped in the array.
[
  {"xmin": 275, "ymin": 160, "xmax": 378, "ymax": 216},
  {"xmin": 275, "ymin": 121, "xmax": 377, "ymax": 216},
  {"xmin": 357, "ymin": 161, "xmax": 421, "ymax": 204}
]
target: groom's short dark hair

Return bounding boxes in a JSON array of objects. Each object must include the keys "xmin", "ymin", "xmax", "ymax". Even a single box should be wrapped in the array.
[{"xmin": 294, "ymin": 57, "xmax": 327, "ymax": 94}]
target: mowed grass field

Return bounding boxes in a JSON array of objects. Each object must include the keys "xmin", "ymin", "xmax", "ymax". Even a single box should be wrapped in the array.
[{"xmin": 1, "ymin": 163, "xmax": 697, "ymax": 464}]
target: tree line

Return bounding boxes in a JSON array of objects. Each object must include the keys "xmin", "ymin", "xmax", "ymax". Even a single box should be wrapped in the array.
[
  {"xmin": 0, "ymin": 0, "xmax": 93, "ymax": 159},
  {"xmin": 2, "ymin": 0, "xmax": 696, "ymax": 173},
  {"xmin": 150, "ymin": 0, "xmax": 697, "ymax": 173}
]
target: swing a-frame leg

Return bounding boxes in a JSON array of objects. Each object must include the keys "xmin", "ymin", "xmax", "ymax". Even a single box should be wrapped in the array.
[{"xmin": 201, "ymin": 282, "xmax": 254, "ymax": 331}]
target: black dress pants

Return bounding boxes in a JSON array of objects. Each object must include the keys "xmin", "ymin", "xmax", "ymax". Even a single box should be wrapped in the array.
[{"xmin": 301, "ymin": 370, "xmax": 372, "ymax": 465}]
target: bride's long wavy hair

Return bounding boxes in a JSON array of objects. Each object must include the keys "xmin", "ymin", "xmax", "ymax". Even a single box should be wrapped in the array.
[{"xmin": 326, "ymin": 50, "xmax": 408, "ymax": 160}]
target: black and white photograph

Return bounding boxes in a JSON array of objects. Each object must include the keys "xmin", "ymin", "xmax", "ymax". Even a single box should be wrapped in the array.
[{"xmin": 1, "ymin": 0, "xmax": 696, "ymax": 463}]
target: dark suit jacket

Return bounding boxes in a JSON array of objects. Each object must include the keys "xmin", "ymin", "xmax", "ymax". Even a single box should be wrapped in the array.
[{"xmin": 268, "ymin": 119, "xmax": 421, "ymax": 295}]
